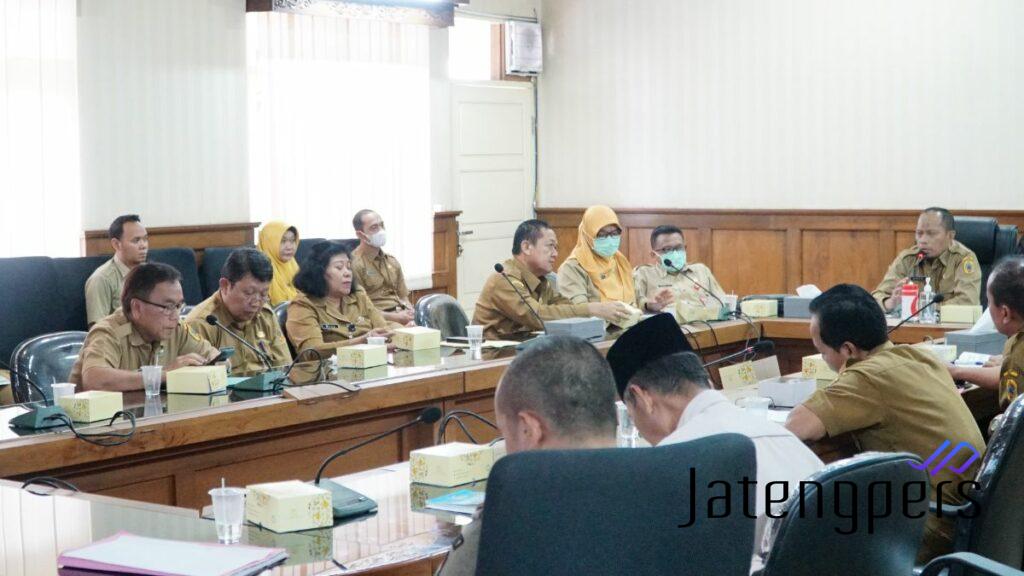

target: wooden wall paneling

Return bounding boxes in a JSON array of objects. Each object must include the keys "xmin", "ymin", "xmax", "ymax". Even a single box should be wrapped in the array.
[
  {"xmin": 441, "ymin": 393, "xmax": 500, "ymax": 445},
  {"xmin": 83, "ymin": 222, "xmax": 260, "ymax": 260},
  {"xmin": 711, "ymin": 230, "xmax": 788, "ymax": 295},
  {"xmin": 801, "ymin": 230, "xmax": 881, "ymax": 291},
  {"xmin": 785, "ymin": 228, "xmax": 802, "ymax": 293}
]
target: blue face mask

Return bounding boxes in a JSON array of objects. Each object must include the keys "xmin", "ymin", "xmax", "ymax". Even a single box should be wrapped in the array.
[
  {"xmin": 593, "ymin": 235, "xmax": 621, "ymax": 258},
  {"xmin": 661, "ymin": 249, "xmax": 687, "ymax": 271}
]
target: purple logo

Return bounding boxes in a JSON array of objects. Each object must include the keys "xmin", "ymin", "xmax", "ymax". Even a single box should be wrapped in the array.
[{"xmin": 910, "ymin": 440, "xmax": 981, "ymax": 477}]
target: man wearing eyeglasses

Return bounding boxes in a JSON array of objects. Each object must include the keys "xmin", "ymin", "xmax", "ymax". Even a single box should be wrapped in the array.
[
  {"xmin": 185, "ymin": 249, "xmax": 292, "ymax": 374},
  {"xmin": 633, "ymin": 225, "xmax": 727, "ymax": 322},
  {"xmin": 70, "ymin": 263, "xmax": 219, "ymax": 392}
]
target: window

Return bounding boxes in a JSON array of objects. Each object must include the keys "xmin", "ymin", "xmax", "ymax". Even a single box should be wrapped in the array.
[
  {"xmin": 247, "ymin": 12, "xmax": 433, "ymax": 287},
  {"xmin": 0, "ymin": 0, "xmax": 81, "ymax": 257},
  {"xmin": 449, "ymin": 16, "xmax": 493, "ymax": 81}
]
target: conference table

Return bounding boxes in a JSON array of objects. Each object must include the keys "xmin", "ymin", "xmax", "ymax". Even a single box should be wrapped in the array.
[{"xmin": 0, "ymin": 317, "xmax": 999, "ymax": 514}]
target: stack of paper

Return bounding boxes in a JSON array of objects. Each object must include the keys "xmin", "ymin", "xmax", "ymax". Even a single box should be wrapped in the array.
[
  {"xmin": 58, "ymin": 532, "xmax": 287, "ymax": 576},
  {"xmin": 425, "ymin": 489, "xmax": 485, "ymax": 515}
]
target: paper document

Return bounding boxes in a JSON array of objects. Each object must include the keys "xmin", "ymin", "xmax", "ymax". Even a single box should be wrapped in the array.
[
  {"xmin": 59, "ymin": 532, "xmax": 287, "ymax": 576},
  {"xmin": 442, "ymin": 340, "xmax": 520, "ymax": 349},
  {"xmin": 426, "ymin": 489, "xmax": 485, "ymax": 515}
]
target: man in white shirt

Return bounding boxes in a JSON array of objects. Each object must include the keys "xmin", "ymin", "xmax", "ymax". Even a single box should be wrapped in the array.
[{"xmin": 606, "ymin": 313, "xmax": 824, "ymax": 550}]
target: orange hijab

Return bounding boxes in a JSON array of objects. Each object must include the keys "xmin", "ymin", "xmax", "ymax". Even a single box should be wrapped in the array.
[
  {"xmin": 568, "ymin": 206, "xmax": 635, "ymax": 303},
  {"xmin": 258, "ymin": 221, "xmax": 300, "ymax": 305}
]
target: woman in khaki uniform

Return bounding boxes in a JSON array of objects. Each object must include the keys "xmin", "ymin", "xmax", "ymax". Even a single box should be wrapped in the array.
[
  {"xmin": 556, "ymin": 205, "xmax": 636, "ymax": 306},
  {"xmin": 285, "ymin": 241, "xmax": 393, "ymax": 356}
]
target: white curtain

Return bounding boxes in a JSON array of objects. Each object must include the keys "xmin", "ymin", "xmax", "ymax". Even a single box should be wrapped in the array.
[
  {"xmin": 0, "ymin": 0, "xmax": 81, "ymax": 257},
  {"xmin": 247, "ymin": 12, "xmax": 434, "ymax": 288}
]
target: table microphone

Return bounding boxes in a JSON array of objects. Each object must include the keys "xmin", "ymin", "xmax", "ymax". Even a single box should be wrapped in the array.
[
  {"xmin": 702, "ymin": 340, "xmax": 775, "ymax": 369},
  {"xmin": 205, "ymin": 315, "xmax": 273, "ymax": 370},
  {"xmin": 314, "ymin": 406, "xmax": 442, "ymax": 518},
  {"xmin": 0, "ymin": 360, "xmax": 70, "ymax": 430},
  {"xmin": 887, "ymin": 294, "xmax": 946, "ymax": 335},
  {"xmin": 494, "ymin": 263, "xmax": 546, "ymax": 334},
  {"xmin": 662, "ymin": 259, "xmax": 729, "ymax": 316}
]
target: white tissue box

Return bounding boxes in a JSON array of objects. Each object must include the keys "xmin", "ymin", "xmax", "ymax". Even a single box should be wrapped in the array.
[
  {"xmin": 409, "ymin": 442, "xmax": 494, "ymax": 487},
  {"xmin": 741, "ymin": 299, "xmax": 778, "ymax": 318},
  {"xmin": 166, "ymin": 365, "xmax": 227, "ymax": 395},
  {"xmin": 759, "ymin": 377, "xmax": 817, "ymax": 408},
  {"xmin": 57, "ymin": 391, "xmax": 123, "ymax": 423},
  {"xmin": 336, "ymin": 344, "xmax": 387, "ymax": 368},
  {"xmin": 393, "ymin": 327, "xmax": 441, "ymax": 351},
  {"xmin": 802, "ymin": 354, "xmax": 839, "ymax": 382},
  {"xmin": 941, "ymin": 305, "xmax": 984, "ymax": 324},
  {"xmin": 246, "ymin": 480, "xmax": 333, "ymax": 533}
]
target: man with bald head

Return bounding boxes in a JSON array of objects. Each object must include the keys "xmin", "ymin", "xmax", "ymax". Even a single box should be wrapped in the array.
[
  {"xmin": 438, "ymin": 335, "xmax": 617, "ymax": 576},
  {"xmin": 873, "ymin": 207, "xmax": 981, "ymax": 311}
]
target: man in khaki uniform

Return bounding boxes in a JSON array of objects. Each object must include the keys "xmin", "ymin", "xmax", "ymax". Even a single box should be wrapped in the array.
[
  {"xmin": 185, "ymin": 249, "xmax": 292, "ymax": 375},
  {"xmin": 947, "ymin": 256, "xmax": 1024, "ymax": 410},
  {"xmin": 85, "ymin": 215, "xmax": 149, "ymax": 325},
  {"xmin": 473, "ymin": 220, "xmax": 631, "ymax": 341},
  {"xmin": 872, "ymin": 207, "xmax": 981, "ymax": 311},
  {"xmin": 70, "ymin": 263, "xmax": 219, "ymax": 392},
  {"xmin": 786, "ymin": 284, "xmax": 984, "ymax": 563},
  {"xmin": 634, "ymin": 225, "xmax": 727, "ymax": 321},
  {"xmin": 351, "ymin": 209, "xmax": 414, "ymax": 325}
]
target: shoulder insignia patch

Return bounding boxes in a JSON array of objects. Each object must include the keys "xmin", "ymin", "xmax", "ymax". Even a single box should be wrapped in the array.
[
  {"xmin": 962, "ymin": 258, "xmax": 978, "ymax": 276},
  {"xmin": 183, "ymin": 321, "xmax": 203, "ymax": 342}
]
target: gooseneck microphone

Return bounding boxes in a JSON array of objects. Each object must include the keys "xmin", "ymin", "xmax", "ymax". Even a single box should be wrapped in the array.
[
  {"xmin": 887, "ymin": 293, "xmax": 946, "ymax": 334},
  {"xmin": 702, "ymin": 340, "xmax": 775, "ymax": 369},
  {"xmin": 0, "ymin": 360, "xmax": 70, "ymax": 430},
  {"xmin": 437, "ymin": 409, "xmax": 498, "ymax": 444},
  {"xmin": 662, "ymin": 259, "xmax": 728, "ymax": 314},
  {"xmin": 314, "ymin": 406, "xmax": 442, "ymax": 518},
  {"xmin": 494, "ymin": 263, "xmax": 547, "ymax": 333},
  {"xmin": 205, "ymin": 315, "xmax": 273, "ymax": 370}
]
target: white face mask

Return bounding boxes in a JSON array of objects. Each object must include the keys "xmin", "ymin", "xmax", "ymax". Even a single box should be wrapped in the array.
[{"xmin": 368, "ymin": 230, "xmax": 387, "ymax": 248}]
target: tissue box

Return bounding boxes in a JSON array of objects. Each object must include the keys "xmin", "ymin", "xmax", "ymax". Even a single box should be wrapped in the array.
[
  {"xmin": 337, "ymin": 344, "xmax": 387, "ymax": 368},
  {"xmin": 57, "ymin": 391, "xmax": 123, "ymax": 423},
  {"xmin": 409, "ymin": 442, "xmax": 495, "ymax": 487},
  {"xmin": 941, "ymin": 305, "xmax": 984, "ymax": 324},
  {"xmin": 246, "ymin": 480, "xmax": 333, "ymax": 533},
  {"xmin": 782, "ymin": 296, "xmax": 814, "ymax": 319},
  {"xmin": 945, "ymin": 330, "xmax": 1009, "ymax": 356},
  {"xmin": 719, "ymin": 361, "xmax": 757, "ymax": 390},
  {"xmin": 393, "ymin": 327, "xmax": 441, "ymax": 351},
  {"xmin": 741, "ymin": 299, "xmax": 779, "ymax": 318},
  {"xmin": 393, "ymin": 348, "xmax": 442, "ymax": 368},
  {"xmin": 676, "ymin": 301, "xmax": 721, "ymax": 322},
  {"xmin": 916, "ymin": 343, "xmax": 958, "ymax": 363},
  {"xmin": 759, "ymin": 376, "xmax": 817, "ymax": 408},
  {"xmin": 167, "ymin": 392, "xmax": 228, "ymax": 414},
  {"xmin": 802, "ymin": 354, "xmax": 839, "ymax": 382},
  {"xmin": 166, "ymin": 365, "xmax": 227, "ymax": 395}
]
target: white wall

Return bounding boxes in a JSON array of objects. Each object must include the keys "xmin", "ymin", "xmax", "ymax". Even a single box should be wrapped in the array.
[
  {"xmin": 77, "ymin": 0, "xmax": 249, "ymax": 230},
  {"xmin": 538, "ymin": 0, "xmax": 1024, "ymax": 210}
]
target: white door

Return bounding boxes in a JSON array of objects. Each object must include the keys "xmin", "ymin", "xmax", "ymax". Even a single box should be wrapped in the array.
[{"xmin": 452, "ymin": 82, "xmax": 535, "ymax": 313}]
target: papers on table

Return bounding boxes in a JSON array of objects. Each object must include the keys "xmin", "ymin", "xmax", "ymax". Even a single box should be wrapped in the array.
[
  {"xmin": 425, "ymin": 489, "xmax": 485, "ymax": 515},
  {"xmin": 58, "ymin": 532, "xmax": 287, "ymax": 576},
  {"xmin": 441, "ymin": 340, "xmax": 520, "ymax": 349}
]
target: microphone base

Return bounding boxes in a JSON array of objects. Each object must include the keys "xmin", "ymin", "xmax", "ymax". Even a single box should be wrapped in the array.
[
  {"xmin": 312, "ymin": 479, "xmax": 378, "ymax": 519},
  {"xmin": 10, "ymin": 405, "xmax": 70, "ymax": 430},
  {"xmin": 230, "ymin": 370, "xmax": 286, "ymax": 392}
]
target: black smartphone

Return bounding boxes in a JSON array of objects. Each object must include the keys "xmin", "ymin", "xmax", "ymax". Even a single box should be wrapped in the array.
[{"xmin": 208, "ymin": 347, "xmax": 236, "ymax": 365}]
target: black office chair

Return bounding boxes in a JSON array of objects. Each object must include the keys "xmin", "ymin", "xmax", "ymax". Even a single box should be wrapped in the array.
[
  {"xmin": 200, "ymin": 246, "xmax": 242, "ymax": 298},
  {"xmin": 148, "ymin": 247, "xmax": 203, "ymax": 305},
  {"xmin": 922, "ymin": 553, "xmax": 1024, "ymax": 575},
  {"xmin": 0, "ymin": 256, "xmax": 67, "ymax": 365},
  {"xmin": 414, "ymin": 294, "xmax": 468, "ymax": 339},
  {"xmin": 294, "ymin": 238, "xmax": 326, "ymax": 266},
  {"xmin": 755, "ymin": 452, "xmax": 929, "ymax": 576},
  {"xmin": 954, "ymin": 217, "xmax": 1019, "ymax": 307},
  {"xmin": 274, "ymin": 301, "xmax": 295, "ymax": 357},
  {"xmin": 10, "ymin": 331, "xmax": 88, "ymax": 405},
  {"xmin": 475, "ymin": 433, "xmax": 758, "ymax": 576},
  {"xmin": 937, "ymin": 395, "xmax": 1024, "ymax": 573},
  {"xmin": 52, "ymin": 255, "xmax": 109, "ymax": 330}
]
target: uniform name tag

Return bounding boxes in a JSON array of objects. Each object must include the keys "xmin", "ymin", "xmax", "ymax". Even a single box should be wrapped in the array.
[{"xmin": 321, "ymin": 323, "xmax": 339, "ymax": 329}]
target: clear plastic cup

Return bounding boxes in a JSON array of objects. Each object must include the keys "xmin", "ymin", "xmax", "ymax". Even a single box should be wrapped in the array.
[
  {"xmin": 141, "ymin": 365, "xmax": 162, "ymax": 397},
  {"xmin": 143, "ymin": 396, "xmax": 164, "ymax": 418},
  {"xmin": 616, "ymin": 401, "xmax": 638, "ymax": 448},
  {"xmin": 723, "ymin": 294, "xmax": 739, "ymax": 313},
  {"xmin": 208, "ymin": 487, "xmax": 246, "ymax": 544},
  {"xmin": 739, "ymin": 396, "xmax": 772, "ymax": 419},
  {"xmin": 367, "ymin": 336, "xmax": 387, "ymax": 346},
  {"xmin": 51, "ymin": 383, "xmax": 76, "ymax": 401},
  {"xmin": 467, "ymin": 325, "xmax": 484, "ymax": 352}
]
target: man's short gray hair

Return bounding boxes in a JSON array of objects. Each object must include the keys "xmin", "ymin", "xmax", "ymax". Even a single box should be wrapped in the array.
[{"xmin": 626, "ymin": 351, "xmax": 710, "ymax": 403}]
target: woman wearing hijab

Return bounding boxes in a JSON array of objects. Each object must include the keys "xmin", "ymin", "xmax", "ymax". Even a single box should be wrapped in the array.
[
  {"xmin": 557, "ymin": 206, "xmax": 637, "ymax": 307},
  {"xmin": 258, "ymin": 221, "xmax": 300, "ymax": 306}
]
